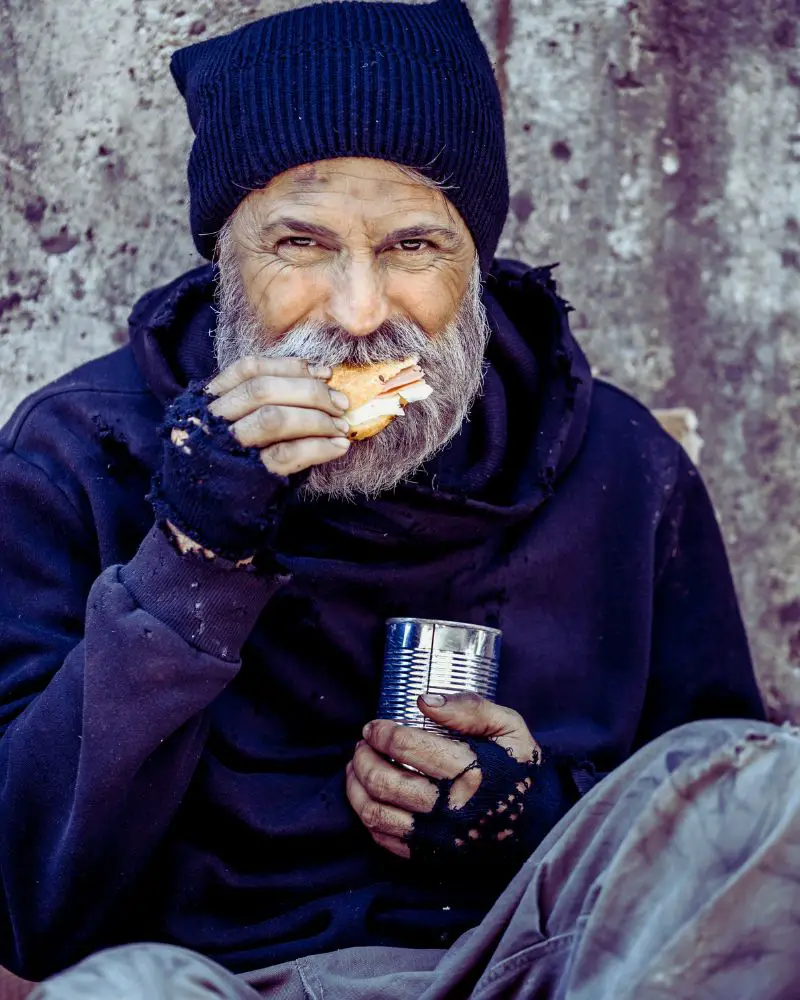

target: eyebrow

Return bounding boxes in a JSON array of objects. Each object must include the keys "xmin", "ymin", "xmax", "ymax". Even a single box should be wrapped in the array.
[
  {"xmin": 257, "ymin": 218, "xmax": 465, "ymax": 249},
  {"xmin": 385, "ymin": 224, "xmax": 465, "ymax": 247},
  {"xmin": 259, "ymin": 219, "xmax": 339, "ymax": 243}
]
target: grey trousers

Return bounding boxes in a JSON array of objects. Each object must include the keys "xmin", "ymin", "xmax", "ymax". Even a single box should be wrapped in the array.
[{"xmin": 32, "ymin": 719, "xmax": 800, "ymax": 1000}]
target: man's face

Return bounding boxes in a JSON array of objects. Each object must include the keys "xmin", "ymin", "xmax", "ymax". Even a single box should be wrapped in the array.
[{"xmin": 214, "ymin": 157, "xmax": 492, "ymax": 499}]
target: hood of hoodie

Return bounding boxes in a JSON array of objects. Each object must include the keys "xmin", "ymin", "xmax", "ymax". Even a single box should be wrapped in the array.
[{"xmin": 127, "ymin": 259, "xmax": 592, "ymax": 546}]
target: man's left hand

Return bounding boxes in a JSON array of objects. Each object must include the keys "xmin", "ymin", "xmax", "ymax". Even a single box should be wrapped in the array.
[{"xmin": 346, "ymin": 692, "xmax": 540, "ymax": 859}]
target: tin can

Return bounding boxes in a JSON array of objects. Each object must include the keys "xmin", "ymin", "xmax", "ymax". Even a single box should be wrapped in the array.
[{"xmin": 378, "ymin": 618, "xmax": 502, "ymax": 737}]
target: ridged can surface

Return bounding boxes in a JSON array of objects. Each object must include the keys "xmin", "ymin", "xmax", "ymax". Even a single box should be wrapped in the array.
[{"xmin": 379, "ymin": 618, "xmax": 502, "ymax": 736}]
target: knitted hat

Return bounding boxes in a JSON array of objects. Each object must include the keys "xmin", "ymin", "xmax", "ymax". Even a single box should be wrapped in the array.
[{"xmin": 170, "ymin": 0, "xmax": 509, "ymax": 274}]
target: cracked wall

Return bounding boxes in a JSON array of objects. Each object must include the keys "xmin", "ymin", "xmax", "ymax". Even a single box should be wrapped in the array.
[{"xmin": 0, "ymin": 0, "xmax": 798, "ymax": 718}]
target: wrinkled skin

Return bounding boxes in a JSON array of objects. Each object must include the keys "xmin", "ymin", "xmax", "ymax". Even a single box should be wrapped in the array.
[
  {"xmin": 209, "ymin": 157, "xmax": 477, "ymax": 479},
  {"xmin": 347, "ymin": 692, "xmax": 540, "ymax": 859}
]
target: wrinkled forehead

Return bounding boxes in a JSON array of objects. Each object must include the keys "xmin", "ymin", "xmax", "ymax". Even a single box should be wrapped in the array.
[{"xmin": 234, "ymin": 157, "xmax": 468, "ymax": 237}]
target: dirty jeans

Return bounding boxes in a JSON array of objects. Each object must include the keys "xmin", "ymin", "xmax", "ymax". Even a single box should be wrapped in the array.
[{"xmin": 32, "ymin": 719, "xmax": 800, "ymax": 1000}]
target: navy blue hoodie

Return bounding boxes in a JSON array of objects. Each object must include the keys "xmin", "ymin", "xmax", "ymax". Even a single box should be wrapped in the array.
[{"xmin": 0, "ymin": 260, "xmax": 764, "ymax": 979}]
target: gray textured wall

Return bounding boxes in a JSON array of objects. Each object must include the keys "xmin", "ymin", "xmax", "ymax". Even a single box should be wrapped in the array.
[{"xmin": 1, "ymin": 0, "xmax": 798, "ymax": 717}]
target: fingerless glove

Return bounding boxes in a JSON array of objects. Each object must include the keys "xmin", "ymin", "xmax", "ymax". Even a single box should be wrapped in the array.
[{"xmin": 148, "ymin": 382, "xmax": 291, "ymax": 564}]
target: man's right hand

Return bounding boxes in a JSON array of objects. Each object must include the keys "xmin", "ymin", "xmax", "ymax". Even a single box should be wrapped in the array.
[{"xmin": 204, "ymin": 356, "xmax": 352, "ymax": 476}]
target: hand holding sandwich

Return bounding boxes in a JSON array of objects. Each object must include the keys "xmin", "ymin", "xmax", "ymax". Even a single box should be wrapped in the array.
[
  {"xmin": 152, "ymin": 354, "xmax": 432, "ymax": 562},
  {"xmin": 205, "ymin": 353, "xmax": 432, "ymax": 467},
  {"xmin": 205, "ymin": 356, "xmax": 352, "ymax": 476},
  {"xmin": 206, "ymin": 357, "xmax": 432, "ymax": 476}
]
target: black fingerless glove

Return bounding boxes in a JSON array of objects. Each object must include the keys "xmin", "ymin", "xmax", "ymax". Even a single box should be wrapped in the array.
[
  {"xmin": 148, "ymin": 382, "xmax": 291, "ymax": 564},
  {"xmin": 406, "ymin": 738, "xmax": 569, "ymax": 867}
]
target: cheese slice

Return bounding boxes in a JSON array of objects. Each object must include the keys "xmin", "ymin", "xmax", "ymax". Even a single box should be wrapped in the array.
[{"xmin": 344, "ymin": 380, "xmax": 433, "ymax": 429}]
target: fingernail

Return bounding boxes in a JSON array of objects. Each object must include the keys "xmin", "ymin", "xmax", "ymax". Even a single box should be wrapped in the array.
[
  {"xmin": 330, "ymin": 390, "xmax": 349, "ymax": 410},
  {"xmin": 308, "ymin": 363, "xmax": 332, "ymax": 379},
  {"xmin": 333, "ymin": 418, "xmax": 350, "ymax": 434},
  {"xmin": 332, "ymin": 437, "xmax": 351, "ymax": 449},
  {"xmin": 421, "ymin": 693, "xmax": 447, "ymax": 707},
  {"xmin": 362, "ymin": 723, "xmax": 373, "ymax": 740}
]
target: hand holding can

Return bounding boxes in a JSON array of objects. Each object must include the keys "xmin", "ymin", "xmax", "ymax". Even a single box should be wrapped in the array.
[{"xmin": 378, "ymin": 618, "xmax": 502, "ymax": 737}]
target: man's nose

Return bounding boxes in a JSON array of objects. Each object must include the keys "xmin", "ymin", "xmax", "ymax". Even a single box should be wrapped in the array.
[{"xmin": 326, "ymin": 259, "xmax": 390, "ymax": 337}]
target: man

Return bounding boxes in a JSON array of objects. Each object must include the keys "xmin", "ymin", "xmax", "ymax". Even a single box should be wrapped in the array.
[{"xmin": 0, "ymin": 0, "xmax": 795, "ymax": 997}]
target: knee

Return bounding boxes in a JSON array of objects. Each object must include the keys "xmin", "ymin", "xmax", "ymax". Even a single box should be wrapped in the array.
[
  {"xmin": 621, "ymin": 718, "xmax": 800, "ymax": 798},
  {"xmin": 647, "ymin": 718, "xmax": 800, "ymax": 808},
  {"xmin": 33, "ymin": 943, "xmax": 237, "ymax": 1000},
  {"xmin": 646, "ymin": 717, "xmax": 780, "ymax": 762}
]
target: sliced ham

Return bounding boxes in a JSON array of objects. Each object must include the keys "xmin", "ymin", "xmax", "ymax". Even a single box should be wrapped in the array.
[{"xmin": 376, "ymin": 364, "xmax": 425, "ymax": 395}]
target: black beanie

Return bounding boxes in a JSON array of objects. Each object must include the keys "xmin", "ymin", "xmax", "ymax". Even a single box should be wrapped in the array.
[{"xmin": 170, "ymin": 0, "xmax": 509, "ymax": 274}]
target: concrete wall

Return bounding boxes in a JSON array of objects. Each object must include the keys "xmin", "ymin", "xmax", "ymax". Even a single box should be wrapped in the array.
[{"xmin": 1, "ymin": 0, "xmax": 798, "ymax": 718}]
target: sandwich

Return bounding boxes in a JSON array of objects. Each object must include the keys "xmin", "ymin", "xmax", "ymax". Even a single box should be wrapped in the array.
[{"xmin": 327, "ymin": 356, "xmax": 433, "ymax": 440}]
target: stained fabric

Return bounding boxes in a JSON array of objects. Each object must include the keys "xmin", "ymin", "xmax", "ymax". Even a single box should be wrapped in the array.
[
  {"xmin": 0, "ymin": 259, "xmax": 764, "ymax": 979},
  {"xmin": 33, "ymin": 720, "xmax": 800, "ymax": 1000}
]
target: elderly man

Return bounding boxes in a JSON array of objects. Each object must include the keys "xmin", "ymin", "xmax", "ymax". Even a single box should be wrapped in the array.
[{"xmin": 0, "ymin": 0, "xmax": 796, "ymax": 998}]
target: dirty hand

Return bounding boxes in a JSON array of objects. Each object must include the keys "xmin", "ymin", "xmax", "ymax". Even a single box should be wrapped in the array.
[
  {"xmin": 204, "ymin": 356, "xmax": 351, "ymax": 476},
  {"xmin": 150, "ymin": 358, "xmax": 350, "ymax": 563},
  {"xmin": 346, "ymin": 692, "xmax": 540, "ymax": 862}
]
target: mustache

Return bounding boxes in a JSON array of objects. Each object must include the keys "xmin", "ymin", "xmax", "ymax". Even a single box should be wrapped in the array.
[{"xmin": 253, "ymin": 316, "xmax": 432, "ymax": 369}]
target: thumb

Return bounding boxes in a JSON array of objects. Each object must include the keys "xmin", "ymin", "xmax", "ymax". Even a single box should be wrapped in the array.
[
  {"xmin": 418, "ymin": 692, "xmax": 537, "ymax": 763},
  {"xmin": 418, "ymin": 691, "xmax": 502, "ymax": 735}
]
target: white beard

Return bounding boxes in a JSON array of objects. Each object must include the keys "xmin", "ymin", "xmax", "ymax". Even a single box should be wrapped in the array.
[{"xmin": 213, "ymin": 238, "xmax": 491, "ymax": 500}]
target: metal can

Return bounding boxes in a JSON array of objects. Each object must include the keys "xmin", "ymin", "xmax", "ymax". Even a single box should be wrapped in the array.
[{"xmin": 378, "ymin": 618, "xmax": 502, "ymax": 737}]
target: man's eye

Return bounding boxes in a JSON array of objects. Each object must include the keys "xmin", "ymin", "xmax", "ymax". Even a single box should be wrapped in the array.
[
  {"xmin": 395, "ymin": 239, "xmax": 429, "ymax": 252},
  {"xmin": 282, "ymin": 237, "xmax": 317, "ymax": 248}
]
